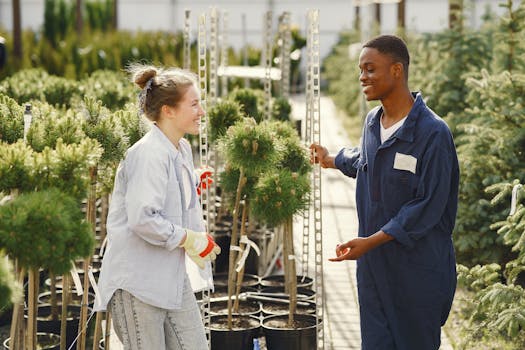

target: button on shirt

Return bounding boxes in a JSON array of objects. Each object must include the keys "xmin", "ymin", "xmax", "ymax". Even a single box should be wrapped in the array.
[{"xmin": 94, "ymin": 126, "xmax": 213, "ymax": 312}]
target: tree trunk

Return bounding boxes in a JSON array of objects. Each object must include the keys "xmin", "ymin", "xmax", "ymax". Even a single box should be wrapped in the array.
[
  {"xmin": 76, "ymin": 0, "xmax": 83, "ymax": 36},
  {"xmin": 12, "ymin": 0, "xmax": 22, "ymax": 59},
  {"xmin": 60, "ymin": 274, "xmax": 70, "ymax": 350},
  {"xmin": 233, "ymin": 200, "xmax": 249, "ymax": 312},
  {"xmin": 113, "ymin": 0, "xmax": 118, "ymax": 30},
  {"xmin": 354, "ymin": 6, "xmax": 360, "ymax": 32},
  {"xmin": 449, "ymin": 0, "xmax": 463, "ymax": 29},
  {"xmin": 77, "ymin": 166, "xmax": 97, "ymax": 350},
  {"xmin": 285, "ymin": 218, "xmax": 297, "ymax": 326},
  {"xmin": 374, "ymin": 3, "xmax": 381, "ymax": 28},
  {"xmin": 397, "ymin": 0, "xmax": 406, "ymax": 31},
  {"xmin": 227, "ymin": 168, "xmax": 246, "ymax": 329}
]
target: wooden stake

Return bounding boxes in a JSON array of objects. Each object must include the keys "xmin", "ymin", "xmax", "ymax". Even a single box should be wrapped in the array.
[
  {"xmin": 233, "ymin": 200, "xmax": 249, "ymax": 312},
  {"xmin": 286, "ymin": 218, "xmax": 297, "ymax": 326},
  {"xmin": 104, "ymin": 312, "xmax": 112, "ymax": 350},
  {"xmin": 77, "ymin": 166, "xmax": 98, "ymax": 350},
  {"xmin": 92, "ymin": 312, "xmax": 102, "ymax": 350},
  {"xmin": 8, "ymin": 265, "xmax": 24, "ymax": 350},
  {"xmin": 227, "ymin": 168, "xmax": 246, "ymax": 329},
  {"xmin": 60, "ymin": 273, "xmax": 70, "ymax": 350}
]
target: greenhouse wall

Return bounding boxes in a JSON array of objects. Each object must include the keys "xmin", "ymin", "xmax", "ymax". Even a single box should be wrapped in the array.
[{"xmin": 0, "ymin": 0, "xmax": 519, "ymax": 59}]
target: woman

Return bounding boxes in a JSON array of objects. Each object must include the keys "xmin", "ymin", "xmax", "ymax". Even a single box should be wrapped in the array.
[{"xmin": 95, "ymin": 64, "xmax": 220, "ymax": 350}]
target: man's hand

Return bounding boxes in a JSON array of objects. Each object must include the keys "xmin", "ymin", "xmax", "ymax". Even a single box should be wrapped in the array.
[
  {"xmin": 329, "ymin": 238, "xmax": 371, "ymax": 261},
  {"xmin": 180, "ymin": 230, "xmax": 221, "ymax": 269},
  {"xmin": 310, "ymin": 143, "xmax": 336, "ymax": 169},
  {"xmin": 329, "ymin": 231, "xmax": 394, "ymax": 262}
]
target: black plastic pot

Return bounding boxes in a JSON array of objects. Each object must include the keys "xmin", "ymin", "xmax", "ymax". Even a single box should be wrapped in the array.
[
  {"xmin": 37, "ymin": 290, "xmax": 96, "ymax": 306},
  {"xmin": 210, "ymin": 299, "xmax": 261, "ymax": 316},
  {"xmin": 0, "ymin": 306, "xmax": 12, "ymax": 327},
  {"xmin": 262, "ymin": 314, "xmax": 318, "ymax": 350},
  {"xmin": 213, "ymin": 231, "xmax": 231, "ymax": 273},
  {"xmin": 210, "ymin": 314, "xmax": 261, "ymax": 350},
  {"xmin": 213, "ymin": 272, "xmax": 260, "ymax": 289},
  {"xmin": 261, "ymin": 300, "xmax": 316, "ymax": 316},
  {"xmin": 3, "ymin": 332, "xmax": 60, "ymax": 350},
  {"xmin": 260, "ymin": 286, "xmax": 316, "ymax": 301},
  {"xmin": 260, "ymin": 275, "xmax": 313, "ymax": 289},
  {"xmin": 24, "ymin": 304, "xmax": 85, "ymax": 350}
]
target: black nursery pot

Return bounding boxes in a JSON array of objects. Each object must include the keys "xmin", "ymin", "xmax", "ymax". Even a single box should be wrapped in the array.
[
  {"xmin": 38, "ymin": 290, "xmax": 96, "ymax": 306},
  {"xmin": 210, "ymin": 314, "xmax": 261, "ymax": 350},
  {"xmin": 3, "ymin": 332, "xmax": 61, "ymax": 350},
  {"xmin": 213, "ymin": 272, "xmax": 260, "ymax": 289},
  {"xmin": 262, "ymin": 313, "xmax": 319, "ymax": 350},
  {"xmin": 212, "ymin": 230, "xmax": 231, "ymax": 273},
  {"xmin": 24, "ymin": 304, "xmax": 85, "ymax": 350},
  {"xmin": 260, "ymin": 286, "xmax": 316, "ymax": 301},
  {"xmin": 260, "ymin": 275, "xmax": 313, "ymax": 289}
]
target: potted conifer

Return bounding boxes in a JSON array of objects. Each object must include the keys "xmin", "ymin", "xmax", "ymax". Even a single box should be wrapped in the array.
[{"xmin": 251, "ymin": 121, "xmax": 318, "ymax": 350}]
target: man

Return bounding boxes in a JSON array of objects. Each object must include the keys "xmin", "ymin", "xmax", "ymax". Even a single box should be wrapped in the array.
[{"xmin": 311, "ymin": 35, "xmax": 458, "ymax": 349}]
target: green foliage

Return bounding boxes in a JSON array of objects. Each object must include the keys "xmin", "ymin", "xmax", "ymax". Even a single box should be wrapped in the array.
[
  {"xmin": 114, "ymin": 105, "xmax": 150, "ymax": 148},
  {"xmin": 33, "ymin": 138, "xmax": 103, "ymax": 200},
  {"xmin": 251, "ymin": 170, "xmax": 310, "ymax": 227},
  {"xmin": 0, "ymin": 188, "xmax": 95, "ymax": 274},
  {"xmin": 229, "ymin": 88, "xmax": 262, "ymax": 123},
  {"xmin": 0, "ymin": 141, "xmax": 34, "ymax": 193},
  {"xmin": 453, "ymin": 70, "xmax": 525, "ymax": 265},
  {"xmin": 80, "ymin": 70, "xmax": 135, "ymax": 110},
  {"xmin": 262, "ymin": 120, "xmax": 311, "ymax": 175},
  {"xmin": 26, "ymin": 102, "xmax": 85, "ymax": 151},
  {"xmin": 278, "ymin": 138, "xmax": 311, "ymax": 175},
  {"xmin": 0, "ymin": 94, "xmax": 24, "ymax": 143},
  {"xmin": 0, "ymin": 138, "xmax": 102, "ymax": 199},
  {"xmin": 218, "ymin": 165, "xmax": 257, "ymax": 210},
  {"xmin": 456, "ymin": 181, "xmax": 525, "ymax": 347},
  {"xmin": 321, "ymin": 30, "xmax": 363, "ymax": 118},
  {"xmin": 207, "ymin": 99, "xmax": 243, "ymax": 143},
  {"xmin": 0, "ymin": 69, "xmax": 80, "ymax": 108},
  {"xmin": 410, "ymin": 29, "xmax": 492, "ymax": 123},
  {"xmin": 492, "ymin": 1, "xmax": 525, "ymax": 73},
  {"xmin": 0, "ymin": 69, "xmax": 48, "ymax": 104},
  {"xmin": 0, "ymin": 252, "xmax": 22, "ymax": 310},
  {"xmin": 271, "ymin": 96, "xmax": 292, "ymax": 122},
  {"xmin": 218, "ymin": 118, "xmax": 278, "ymax": 176},
  {"xmin": 85, "ymin": 0, "xmax": 115, "ymax": 32},
  {"xmin": 80, "ymin": 97, "xmax": 128, "ymax": 163},
  {"xmin": 43, "ymin": 0, "xmax": 75, "ymax": 47}
]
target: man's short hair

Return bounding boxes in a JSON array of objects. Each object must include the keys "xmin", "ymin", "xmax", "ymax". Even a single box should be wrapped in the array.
[{"xmin": 363, "ymin": 35, "xmax": 410, "ymax": 77}]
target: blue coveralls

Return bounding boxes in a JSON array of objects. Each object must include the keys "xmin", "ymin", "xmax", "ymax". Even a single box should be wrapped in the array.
[{"xmin": 334, "ymin": 92, "xmax": 459, "ymax": 350}]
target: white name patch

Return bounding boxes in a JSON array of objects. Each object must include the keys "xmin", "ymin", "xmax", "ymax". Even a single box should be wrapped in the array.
[{"xmin": 393, "ymin": 152, "xmax": 417, "ymax": 174}]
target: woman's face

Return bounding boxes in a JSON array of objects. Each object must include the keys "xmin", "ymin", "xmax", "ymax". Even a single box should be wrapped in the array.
[{"xmin": 170, "ymin": 84, "xmax": 205, "ymax": 136}]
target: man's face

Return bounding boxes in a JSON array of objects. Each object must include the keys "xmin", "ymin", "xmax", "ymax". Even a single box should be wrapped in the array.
[{"xmin": 358, "ymin": 47, "xmax": 397, "ymax": 101}]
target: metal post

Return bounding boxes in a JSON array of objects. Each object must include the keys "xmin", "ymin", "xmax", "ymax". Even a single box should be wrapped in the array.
[
  {"xmin": 242, "ymin": 13, "xmax": 250, "ymax": 88},
  {"xmin": 263, "ymin": 11, "xmax": 273, "ymax": 121},
  {"xmin": 209, "ymin": 7, "xmax": 219, "ymax": 107},
  {"xmin": 198, "ymin": 14, "xmax": 211, "ymax": 349},
  {"xmin": 220, "ymin": 11, "xmax": 229, "ymax": 96},
  {"xmin": 184, "ymin": 10, "xmax": 191, "ymax": 70},
  {"xmin": 279, "ymin": 12, "xmax": 292, "ymax": 99},
  {"xmin": 307, "ymin": 9, "xmax": 324, "ymax": 350}
]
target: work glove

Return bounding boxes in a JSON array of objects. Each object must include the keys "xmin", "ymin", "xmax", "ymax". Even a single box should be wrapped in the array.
[
  {"xmin": 196, "ymin": 167, "xmax": 213, "ymax": 196},
  {"xmin": 181, "ymin": 229, "xmax": 221, "ymax": 269}
]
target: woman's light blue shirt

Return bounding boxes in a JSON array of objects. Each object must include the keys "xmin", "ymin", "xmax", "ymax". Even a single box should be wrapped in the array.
[{"xmin": 95, "ymin": 125, "xmax": 213, "ymax": 311}]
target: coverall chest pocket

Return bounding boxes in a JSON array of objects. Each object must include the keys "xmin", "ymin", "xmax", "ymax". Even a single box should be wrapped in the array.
[{"xmin": 384, "ymin": 169, "xmax": 419, "ymax": 209}]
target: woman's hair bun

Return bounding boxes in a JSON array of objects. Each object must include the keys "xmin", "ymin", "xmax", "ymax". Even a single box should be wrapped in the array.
[{"xmin": 132, "ymin": 66, "xmax": 158, "ymax": 89}]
